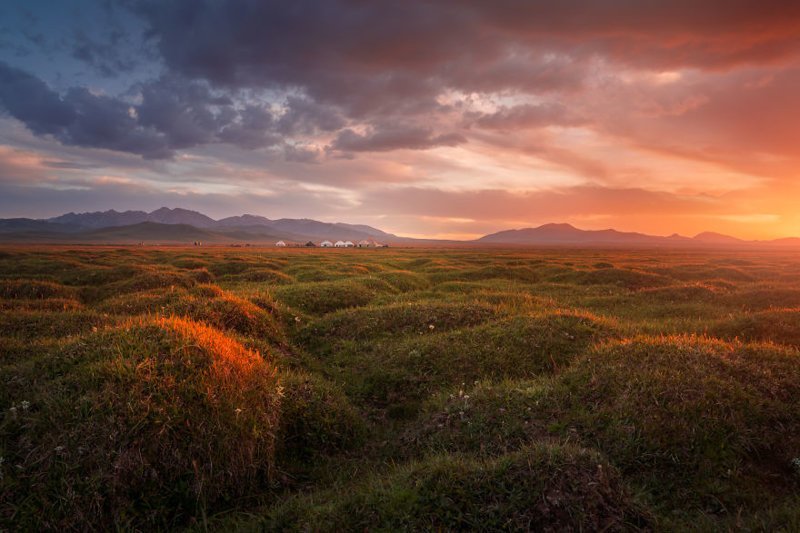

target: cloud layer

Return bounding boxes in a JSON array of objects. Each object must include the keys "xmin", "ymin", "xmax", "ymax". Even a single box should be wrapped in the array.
[{"xmin": 1, "ymin": 0, "xmax": 799, "ymax": 238}]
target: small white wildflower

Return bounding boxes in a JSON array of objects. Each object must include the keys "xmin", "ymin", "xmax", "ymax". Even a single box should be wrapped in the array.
[
  {"xmin": 20, "ymin": 401, "xmax": 30, "ymax": 411},
  {"xmin": 294, "ymin": 316, "xmax": 301, "ymax": 323},
  {"xmin": 428, "ymin": 324, "xmax": 435, "ymax": 330},
  {"xmin": 463, "ymin": 395, "xmax": 469, "ymax": 400}
]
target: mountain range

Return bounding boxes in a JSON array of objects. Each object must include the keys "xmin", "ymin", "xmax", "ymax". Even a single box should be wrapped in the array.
[
  {"xmin": 0, "ymin": 208, "xmax": 404, "ymax": 244},
  {"xmin": 0, "ymin": 208, "xmax": 798, "ymax": 247}
]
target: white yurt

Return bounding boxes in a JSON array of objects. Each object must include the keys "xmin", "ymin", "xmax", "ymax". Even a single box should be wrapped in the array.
[
  {"xmin": 334, "ymin": 240, "xmax": 347, "ymax": 247},
  {"xmin": 320, "ymin": 240, "xmax": 333, "ymax": 247},
  {"xmin": 275, "ymin": 240, "xmax": 287, "ymax": 247},
  {"xmin": 344, "ymin": 241, "xmax": 355, "ymax": 247}
]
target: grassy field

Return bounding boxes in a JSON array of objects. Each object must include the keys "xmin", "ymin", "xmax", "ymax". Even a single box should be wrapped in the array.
[{"xmin": 1, "ymin": 245, "xmax": 799, "ymax": 530}]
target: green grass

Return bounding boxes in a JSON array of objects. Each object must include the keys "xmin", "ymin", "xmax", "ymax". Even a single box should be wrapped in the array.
[{"xmin": 2, "ymin": 245, "xmax": 800, "ymax": 530}]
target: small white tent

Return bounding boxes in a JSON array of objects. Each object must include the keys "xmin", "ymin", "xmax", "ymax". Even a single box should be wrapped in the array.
[
  {"xmin": 344, "ymin": 241, "xmax": 355, "ymax": 247},
  {"xmin": 275, "ymin": 240, "xmax": 287, "ymax": 247},
  {"xmin": 320, "ymin": 240, "xmax": 333, "ymax": 247},
  {"xmin": 334, "ymin": 240, "xmax": 347, "ymax": 247},
  {"xmin": 357, "ymin": 240, "xmax": 372, "ymax": 248}
]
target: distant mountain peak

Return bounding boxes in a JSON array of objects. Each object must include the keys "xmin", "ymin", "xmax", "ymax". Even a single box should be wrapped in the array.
[{"xmin": 693, "ymin": 231, "xmax": 743, "ymax": 243}]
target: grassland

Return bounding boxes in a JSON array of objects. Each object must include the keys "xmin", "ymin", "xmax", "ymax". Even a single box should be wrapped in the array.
[{"xmin": 1, "ymin": 245, "xmax": 799, "ymax": 530}]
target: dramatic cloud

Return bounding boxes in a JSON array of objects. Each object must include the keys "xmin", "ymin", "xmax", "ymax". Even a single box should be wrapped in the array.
[
  {"xmin": 1, "ymin": 0, "xmax": 800, "ymax": 238},
  {"xmin": 330, "ymin": 126, "xmax": 466, "ymax": 153}
]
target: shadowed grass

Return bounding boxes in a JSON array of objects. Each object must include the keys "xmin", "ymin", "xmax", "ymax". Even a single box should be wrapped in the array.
[
  {"xmin": 259, "ymin": 443, "xmax": 652, "ymax": 532},
  {"xmin": 331, "ymin": 310, "xmax": 617, "ymax": 414}
]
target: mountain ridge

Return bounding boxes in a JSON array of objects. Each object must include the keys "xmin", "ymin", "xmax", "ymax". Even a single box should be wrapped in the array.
[{"xmin": 0, "ymin": 208, "xmax": 798, "ymax": 246}]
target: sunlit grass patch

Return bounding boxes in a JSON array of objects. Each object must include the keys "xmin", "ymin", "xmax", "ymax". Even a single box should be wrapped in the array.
[
  {"xmin": 724, "ymin": 287, "xmax": 800, "ymax": 310},
  {"xmin": 711, "ymin": 308, "xmax": 800, "ymax": 346},
  {"xmin": 97, "ymin": 285, "xmax": 286, "ymax": 345},
  {"xmin": 0, "ymin": 316, "xmax": 282, "ymax": 530}
]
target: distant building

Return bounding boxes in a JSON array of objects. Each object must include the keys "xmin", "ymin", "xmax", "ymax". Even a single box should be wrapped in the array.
[
  {"xmin": 344, "ymin": 240, "xmax": 355, "ymax": 247},
  {"xmin": 305, "ymin": 241, "xmax": 316, "ymax": 247},
  {"xmin": 334, "ymin": 240, "xmax": 347, "ymax": 247},
  {"xmin": 275, "ymin": 240, "xmax": 287, "ymax": 247},
  {"xmin": 357, "ymin": 240, "xmax": 373, "ymax": 248},
  {"xmin": 320, "ymin": 240, "xmax": 334, "ymax": 247}
]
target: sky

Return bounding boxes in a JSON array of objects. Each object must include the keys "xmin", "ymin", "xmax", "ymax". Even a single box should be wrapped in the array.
[{"xmin": 1, "ymin": 1, "xmax": 799, "ymax": 240}]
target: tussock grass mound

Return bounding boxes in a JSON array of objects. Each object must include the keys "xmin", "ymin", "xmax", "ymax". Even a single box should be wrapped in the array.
[
  {"xmin": 284, "ymin": 264, "xmax": 355, "ymax": 282},
  {"xmin": 661, "ymin": 265, "xmax": 756, "ymax": 283},
  {"xmin": 0, "ymin": 297, "xmax": 82, "ymax": 311},
  {"xmin": 409, "ymin": 380, "xmax": 552, "ymax": 456},
  {"xmin": 169, "ymin": 257, "xmax": 211, "ymax": 270},
  {"xmin": 338, "ymin": 311, "xmax": 616, "ymax": 411},
  {"xmin": 297, "ymin": 301, "xmax": 501, "ymax": 352},
  {"xmin": 634, "ymin": 284, "xmax": 720, "ymax": 303},
  {"xmin": 225, "ymin": 268, "xmax": 293, "ymax": 284},
  {"xmin": 0, "ymin": 310, "xmax": 110, "ymax": 340},
  {"xmin": 277, "ymin": 372, "xmax": 366, "ymax": 464},
  {"xmin": 81, "ymin": 268, "xmax": 200, "ymax": 302},
  {"xmin": 59, "ymin": 264, "xmax": 141, "ymax": 286},
  {"xmin": 98, "ymin": 286, "xmax": 285, "ymax": 344},
  {"xmin": 0, "ymin": 317, "xmax": 282, "ymax": 530},
  {"xmin": 266, "ymin": 444, "xmax": 651, "ymax": 531},
  {"xmin": 273, "ymin": 278, "xmax": 389, "ymax": 315},
  {"xmin": 374, "ymin": 269, "xmax": 430, "ymax": 292},
  {"xmin": 0, "ymin": 337, "xmax": 61, "ymax": 368},
  {"xmin": 711, "ymin": 308, "xmax": 800, "ymax": 346},
  {"xmin": 724, "ymin": 288, "xmax": 800, "ymax": 310},
  {"xmin": 550, "ymin": 336, "xmax": 800, "ymax": 508},
  {"xmin": 429, "ymin": 265, "xmax": 540, "ymax": 284},
  {"xmin": 552, "ymin": 268, "xmax": 670, "ymax": 290},
  {"xmin": 0, "ymin": 279, "xmax": 77, "ymax": 299}
]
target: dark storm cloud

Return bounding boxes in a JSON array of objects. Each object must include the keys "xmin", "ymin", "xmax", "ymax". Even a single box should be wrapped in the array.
[
  {"xmin": 276, "ymin": 97, "xmax": 346, "ymax": 136},
  {"xmin": 5, "ymin": 0, "xmax": 800, "ymax": 163},
  {"xmin": 0, "ymin": 62, "xmax": 76, "ymax": 135},
  {"xmin": 0, "ymin": 62, "xmax": 310, "ymax": 159},
  {"xmin": 71, "ymin": 28, "xmax": 139, "ymax": 78},
  {"xmin": 136, "ymin": 0, "xmax": 800, "ymax": 99}
]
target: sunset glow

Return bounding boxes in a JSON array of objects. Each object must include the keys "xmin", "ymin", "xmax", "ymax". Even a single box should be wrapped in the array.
[{"xmin": 1, "ymin": 1, "xmax": 800, "ymax": 239}]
